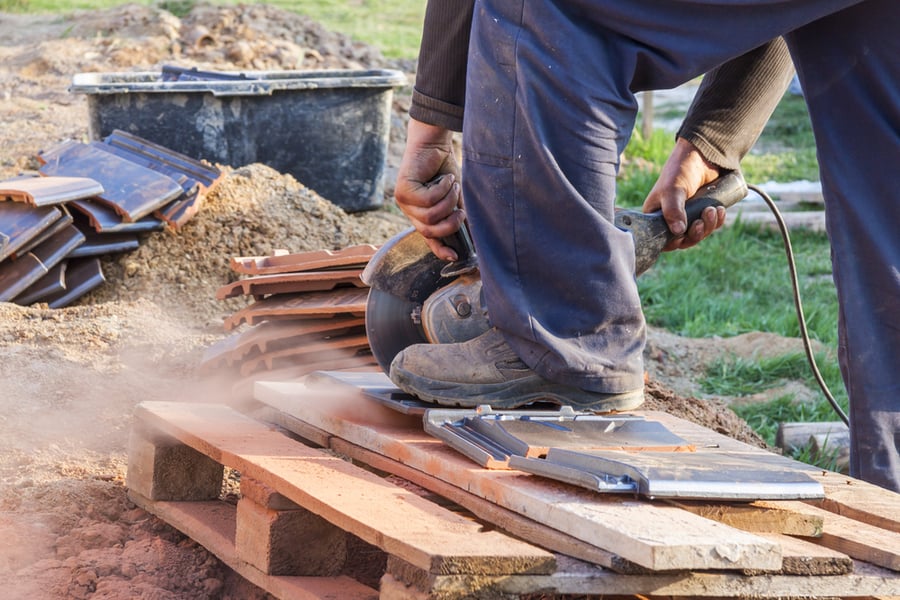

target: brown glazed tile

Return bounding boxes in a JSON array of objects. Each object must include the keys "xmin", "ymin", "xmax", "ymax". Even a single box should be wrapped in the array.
[
  {"xmin": 98, "ymin": 130, "xmax": 223, "ymax": 195},
  {"xmin": 0, "ymin": 175, "xmax": 104, "ymax": 206},
  {"xmin": 13, "ymin": 261, "xmax": 67, "ymax": 306},
  {"xmin": 13, "ymin": 205, "xmax": 74, "ymax": 258},
  {"xmin": 30, "ymin": 224, "xmax": 86, "ymax": 271},
  {"xmin": 40, "ymin": 257, "xmax": 105, "ymax": 308},
  {"xmin": 69, "ymin": 199, "xmax": 165, "ymax": 233},
  {"xmin": 38, "ymin": 141, "xmax": 183, "ymax": 222},
  {"xmin": 69, "ymin": 232, "xmax": 140, "ymax": 258},
  {"xmin": 0, "ymin": 201, "xmax": 63, "ymax": 262},
  {"xmin": 0, "ymin": 252, "xmax": 48, "ymax": 302}
]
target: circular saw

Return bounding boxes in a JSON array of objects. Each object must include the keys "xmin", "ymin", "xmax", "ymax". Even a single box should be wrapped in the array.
[{"xmin": 362, "ymin": 171, "xmax": 748, "ymax": 373}]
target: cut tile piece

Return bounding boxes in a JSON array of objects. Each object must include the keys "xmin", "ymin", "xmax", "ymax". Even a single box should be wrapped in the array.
[
  {"xmin": 38, "ymin": 141, "xmax": 183, "ymax": 222},
  {"xmin": 223, "ymin": 288, "xmax": 369, "ymax": 331},
  {"xmin": 201, "ymin": 316, "xmax": 366, "ymax": 371},
  {"xmin": 41, "ymin": 257, "xmax": 105, "ymax": 308},
  {"xmin": 0, "ymin": 201, "xmax": 63, "ymax": 262},
  {"xmin": 154, "ymin": 188, "xmax": 202, "ymax": 229},
  {"xmin": 0, "ymin": 252, "xmax": 48, "ymax": 302},
  {"xmin": 0, "ymin": 175, "xmax": 104, "ymax": 206},
  {"xmin": 215, "ymin": 269, "xmax": 366, "ymax": 300},
  {"xmin": 14, "ymin": 261, "xmax": 67, "ymax": 305},
  {"xmin": 70, "ymin": 198, "xmax": 165, "ymax": 233},
  {"xmin": 239, "ymin": 332, "xmax": 370, "ymax": 376},
  {"xmin": 230, "ymin": 245, "xmax": 379, "ymax": 276}
]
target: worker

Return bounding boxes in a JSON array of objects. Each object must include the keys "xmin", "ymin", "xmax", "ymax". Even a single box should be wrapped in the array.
[{"xmin": 390, "ymin": 1, "xmax": 899, "ymax": 492}]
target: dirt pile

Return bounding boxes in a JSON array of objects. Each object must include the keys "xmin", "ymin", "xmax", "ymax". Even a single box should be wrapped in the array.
[{"xmin": 0, "ymin": 3, "xmax": 771, "ymax": 598}]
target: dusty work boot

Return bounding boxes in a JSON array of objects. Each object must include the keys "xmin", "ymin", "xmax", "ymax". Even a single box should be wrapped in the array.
[{"xmin": 389, "ymin": 328, "xmax": 645, "ymax": 411}]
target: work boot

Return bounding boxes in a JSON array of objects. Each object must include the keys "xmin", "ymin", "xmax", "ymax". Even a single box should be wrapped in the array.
[{"xmin": 389, "ymin": 327, "xmax": 645, "ymax": 411}]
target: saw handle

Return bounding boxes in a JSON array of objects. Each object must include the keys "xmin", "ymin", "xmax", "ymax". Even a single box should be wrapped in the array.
[
  {"xmin": 440, "ymin": 218, "xmax": 479, "ymax": 276},
  {"xmin": 615, "ymin": 170, "xmax": 748, "ymax": 275}
]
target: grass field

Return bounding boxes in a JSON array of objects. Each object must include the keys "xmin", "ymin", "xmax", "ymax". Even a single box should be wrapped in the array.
[{"xmin": 5, "ymin": 0, "xmax": 843, "ymax": 462}]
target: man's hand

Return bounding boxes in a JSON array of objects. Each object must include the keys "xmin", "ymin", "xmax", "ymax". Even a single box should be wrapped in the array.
[
  {"xmin": 643, "ymin": 137, "xmax": 726, "ymax": 251},
  {"xmin": 395, "ymin": 119, "xmax": 464, "ymax": 261}
]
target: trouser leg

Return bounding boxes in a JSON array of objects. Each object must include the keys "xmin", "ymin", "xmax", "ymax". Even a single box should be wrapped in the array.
[
  {"xmin": 785, "ymin": 0, "xmax": 900, "ymax": 491},
  {"xmin": 462, "ymin": 0, "xmax": 863, "ymax": 393}
]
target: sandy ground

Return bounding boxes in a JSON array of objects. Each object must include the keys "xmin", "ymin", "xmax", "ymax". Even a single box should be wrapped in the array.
[{"xmin": 0, "ymin": 4, "xmax": 814, "ymax": 598}]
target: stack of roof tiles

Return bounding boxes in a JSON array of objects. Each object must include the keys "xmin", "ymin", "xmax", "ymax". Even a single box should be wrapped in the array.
[
  {"xmin": 202, "ymin": 245, "xmax": 382, "ymax": 391},
  {"xmin": 0, "ymin": 130, "xmax": 222, "ymax": 307}
]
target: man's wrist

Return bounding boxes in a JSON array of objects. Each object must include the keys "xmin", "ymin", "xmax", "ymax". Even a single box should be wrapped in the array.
[{"xmin": 407, "ymin": 118, "xmax": 454, "ymax": 147}]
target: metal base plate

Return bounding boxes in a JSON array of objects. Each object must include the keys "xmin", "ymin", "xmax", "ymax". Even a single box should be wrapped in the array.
[{"xmin": 303, "ymin": 370, "xmax": 826, "ymax": 501}]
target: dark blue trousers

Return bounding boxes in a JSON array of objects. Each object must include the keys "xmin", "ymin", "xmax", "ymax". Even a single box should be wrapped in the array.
[{"xmin": 461, "ymin": 0, "xmax": 899, "ymax": 490}]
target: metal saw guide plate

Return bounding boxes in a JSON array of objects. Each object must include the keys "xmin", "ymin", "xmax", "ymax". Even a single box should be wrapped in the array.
[{"xmin": 305, "ymin": 370, "xmax": 825, "ymax": 501}]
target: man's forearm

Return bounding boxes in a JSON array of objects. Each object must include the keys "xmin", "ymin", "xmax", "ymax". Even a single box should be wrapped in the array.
[
  {"xmin": 409, "ymin": 0, "xmax": 475, "ymax": 132},
  {"xmin": 678, "ymin": 38, "xmax": 796, "ymax": 171}
]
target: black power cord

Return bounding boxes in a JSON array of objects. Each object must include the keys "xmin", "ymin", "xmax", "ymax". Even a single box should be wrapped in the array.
[{"xmin": 745, "ymin": 183, "xmax": 849, "ymax": 427}]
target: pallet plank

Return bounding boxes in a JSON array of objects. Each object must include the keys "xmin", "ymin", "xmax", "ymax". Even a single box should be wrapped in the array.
[
  {"xmin": 668, "ymin": 499, "xmax": 824, "ymax": 536},
  {"xmin": 788, "ymin": 502, "xmax": 900, "ymax": 571},
  {"xmin": 133, "ymin": 402, "xmax": 554, "ymax": 576},
  {"xmin": 253, "ymin": 380, "xmax": 784, "ymax": 573},
  {"xmin": 398, "ymin": 557, "xmax": 900, "ymax": 598},
  {"xmin": 256, "ymin": 406, "xmax": 635, "ymax": 573},
  {"xmin": 128, "ymin": 495, "xmax": 378, "ymax": 600},
  {"xmin": 295, "ymin": 415, "xmax": 858, "ymax": 578}
]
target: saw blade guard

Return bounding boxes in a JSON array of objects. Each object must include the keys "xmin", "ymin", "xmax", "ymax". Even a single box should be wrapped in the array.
[{"xmin": 363, "ymin": 228, "xmax": 490, "ymax": 372}]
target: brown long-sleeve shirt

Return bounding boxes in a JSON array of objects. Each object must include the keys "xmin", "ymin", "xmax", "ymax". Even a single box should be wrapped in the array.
[{"xmin": 409, "ymin": 0, "xmax": 795, "ymax": 170}]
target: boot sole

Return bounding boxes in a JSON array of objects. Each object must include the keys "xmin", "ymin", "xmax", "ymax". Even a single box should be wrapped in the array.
[{"xmin": 391, "ymin": 366, "xmax": 645, "ymax": 412}]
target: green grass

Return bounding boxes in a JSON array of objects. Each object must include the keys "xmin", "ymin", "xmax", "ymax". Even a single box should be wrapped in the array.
[
  {"xmin": 638, "ymin": 223, "xmax": 837, "ymax": 344},
  {"xmin": 743, "ymin": 94, "xmax": 819, "ymax": 182},
  {"xmin": 701, "ymin": 352, "xmax": 844, "ymax": 399},
  {"xmin": 0, "ymin": 0, "xmax": 427, "ymax": 59}
]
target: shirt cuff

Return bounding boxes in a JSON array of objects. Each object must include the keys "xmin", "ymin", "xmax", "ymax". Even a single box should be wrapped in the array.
[{"xmin": 410, "ymin": 88, "xmax": 465, "ymax": 132}]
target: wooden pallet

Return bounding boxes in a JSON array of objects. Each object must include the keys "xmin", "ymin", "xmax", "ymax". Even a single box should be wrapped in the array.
[{"xmin": 127, "ymin": 377, "xmax": 900, "ymax": 599}]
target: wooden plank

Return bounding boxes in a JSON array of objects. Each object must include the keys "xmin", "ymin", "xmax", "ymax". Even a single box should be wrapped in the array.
[
  {"xmin": 788, "ymin": 501, "xmax": 900, "ymax": 571},
  {"xmin": 757, "ymin": 533, "xmax": 854, "ymax": 576},
  {"xmin": 259, "ymin": 406, "xmax": 860, "ymax": 579},
  {"xmin": 254, "ymin": 381, "xmax": 784, "ymax": 572},
  {"xmin": 728, "ymin": 209, "xmax": 827, "ymax": 232},
  {"xmin": 398, "ymin": 557, "xmax": 900, "ymax": 598},
  {"xmin": 134, "ymin": 402, "xmax": 554, "ymax": 576},
  {"xmin": 128, "ymin": 495, "xmax": 378, "ymax": 600},
  {"xmin": 668, "ymin": 499, "xmax": 824, "ymax": 536},
  {"xmin": 777, "ymin": 421, "xmax": 848, "ymax": 453},
  {"xmin": 812, "ymin": 473, "xmax": 900, "ymax": 534},
  {"xmin": 257, "ymin": 405, "xmax": 636, "ymax": 573}
]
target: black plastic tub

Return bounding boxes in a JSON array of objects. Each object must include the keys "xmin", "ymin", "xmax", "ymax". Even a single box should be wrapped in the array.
[{"xmin": 71, "ymin": 69, "xmax": 407, "ymax": 212}]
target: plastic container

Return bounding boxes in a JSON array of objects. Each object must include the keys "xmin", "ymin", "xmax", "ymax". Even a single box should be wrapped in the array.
[{"xmin": 70, "ymin": 69, "xmax": 408, "ymax": 212}]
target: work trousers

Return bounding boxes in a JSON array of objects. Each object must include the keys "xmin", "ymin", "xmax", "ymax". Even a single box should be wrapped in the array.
[{"xmin": 461, "ymin": 0, "xmax": 899, "ymax": 491}]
